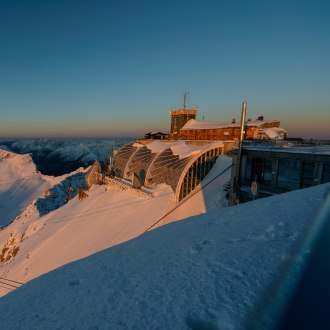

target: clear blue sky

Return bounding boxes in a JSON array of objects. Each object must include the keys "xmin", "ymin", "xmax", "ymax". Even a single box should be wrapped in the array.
[{"xmin": 0, "ymin": 0, "xmax": 329, "ymax": 138}]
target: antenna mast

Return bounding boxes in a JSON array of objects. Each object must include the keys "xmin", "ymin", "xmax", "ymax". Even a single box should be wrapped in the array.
[{"xmin": 183, "ymin": 91, "xmax": 190, "ymax": 110}]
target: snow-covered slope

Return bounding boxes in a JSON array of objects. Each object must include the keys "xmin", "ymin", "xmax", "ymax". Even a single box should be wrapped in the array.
[
  {"xmin": 0, "ymin": 182, "xmax": 175, "ymax": 292},
  {"xmin": 0, "ymin": 152, "xmax": 231, "ymax": 293},
  {"xmin": 0, "ymin": 150, "xmax": 51, "ymax": 227},
  {"xmin": 0, "ymin": 149, "xmax": 86, "ymax": 228},
  {"xmin": 0, "ymin": 183, "xmax": 329, "ymax": 330}
]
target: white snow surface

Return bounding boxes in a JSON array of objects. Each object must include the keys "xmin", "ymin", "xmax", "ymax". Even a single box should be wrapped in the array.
[
  {"xmin": 0, "ymin": 150, "xmax": 51, "ymax": 227},
  {"xmin": 0, "ymin": 153, "xmax": 230, "ymax": 294},
  {"xmin": 259, "ymin": 127, "xmax": 287, "ymax": 139},
  {"xmin": 136, "ymin": 140, "xmax": 223, "ymax": 159},
  {"xmin": 0, "ymin": 183, "xmax": 329, "ymax": 329},
  {"xmin": 0, "ymin": 149, "xmax": 86, "ymax": 227},
  {"xmin": 0, "ymin": 182, "xmax": 175, "ymax": 290}
]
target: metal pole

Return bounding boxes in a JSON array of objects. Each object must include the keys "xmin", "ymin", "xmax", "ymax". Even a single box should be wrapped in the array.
[
  {"xmin": 235, "ymin": 100, "xmax": 247, "ymax": 184},
  {"xmin": 183, "ymin": 91, "xmax": 190, "ymax": 110}
]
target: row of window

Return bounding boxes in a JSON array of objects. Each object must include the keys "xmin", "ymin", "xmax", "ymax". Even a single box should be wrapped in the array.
[{"xmin": 244, "ymin": 157, "xmax": 330, "ymax": 191}]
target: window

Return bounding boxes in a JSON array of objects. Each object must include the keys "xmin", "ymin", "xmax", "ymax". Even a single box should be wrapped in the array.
[
  {"xmin": 178, "ymin": 150, "xmax": 219, "ymax": 201},
  {"xmin": 277, "ymin": 159, "xmax": 301, "ymax": 190},
  {"xmin": 322, "ymin": 164, "xmax": 330, "ymax": 183},
  {"xmin": 301, "ymin": 162, "xmax": 315, "ymax": 188},
  {"xmin": 263, "ymin": 159, "xmax": 273, "ymax": 185}
]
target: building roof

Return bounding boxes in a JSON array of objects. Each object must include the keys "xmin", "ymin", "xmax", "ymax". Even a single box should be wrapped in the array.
[
  {"xmin": 181, "ymin": 119, "xmax": 280, "ymax": 130},
  {"xmin": 134, "ymin": 140, "xmax": 223, "ymax": 160},
  {"xmin": 170, "ymin": 108, "xmax": 198, "ymax": 116},
  {"xmin": 144, "ymin": 132, "xmax": 168, "ymax": 136},
  {"xmin": 244, "ymin": 144, "xmax": 330, "ymax": 156},
  {"xmin": 114, "ymin": 140, "xmax": 227, "ymax": 202}
]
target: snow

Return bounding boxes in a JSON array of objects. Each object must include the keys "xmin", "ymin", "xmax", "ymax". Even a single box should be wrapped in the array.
[
  {"xmin": 0, "ymin": 181, "xmax": 175, "ymax": 289},
  {"xmin": 136, "ymin": 140, "xmax": 224, "ymax": 159},
  {"xmin": 181, "ymin": 119, "xmax": 280, "ymax": 130},
  {"xmin": 0, "ymin": 149, "xmax": 232, "ymax": 291},
  {"xmin": 181, "ymin": 119, "xmax": 236, "ymax": 130},
  {"xmin": 141, "ymin": 140, "xmax": 170, "ymax": 153},
  {"xmin": 170, "ymin": 141, "xmax": 219, "ymax": 159},
  {"xmin": 0, "ymin": 149, "xmax": 87, "ymax": 227},
  {"xmin": 1, "ymin": 148, "xmax": 330, "ymax": 329},
  {"xmin": 0, "ymin": 150, "xmax": 50, "ymax": 227},
  {"xmin": 259, "ymin": 127, "xmax": 287, "ymax": 139},
  {"xmin": 0, "ymin": 183, "xmax": 329, "ymax": 329},
  {"xmin": 132, "ymin": 142, "xmax": 144, "ymax": 148}
]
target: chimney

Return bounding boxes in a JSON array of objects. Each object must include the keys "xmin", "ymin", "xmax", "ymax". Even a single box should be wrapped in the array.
[
  {"xmin": 257, "ymin": 115, "xmax": 264, "ymax": 121},
  {"xmin": 232, "ymin": 118, "xmax": 236, "ymax": 124}
]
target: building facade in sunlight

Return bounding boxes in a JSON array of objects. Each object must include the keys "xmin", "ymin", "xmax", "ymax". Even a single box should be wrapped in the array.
[{"xmin": 179, "ymin": 116, "xmax": 288, "ymax": 141}]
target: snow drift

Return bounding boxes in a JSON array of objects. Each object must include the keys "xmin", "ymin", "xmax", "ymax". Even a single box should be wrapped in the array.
[{"xmin": 0, "ymin": 183, "xmax": 329, "ymax": 329}]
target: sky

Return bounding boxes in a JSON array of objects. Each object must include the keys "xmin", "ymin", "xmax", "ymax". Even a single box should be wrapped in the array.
[{"xmin": 0, "ymin": 0, "xmax": 329, "ymax": 138}]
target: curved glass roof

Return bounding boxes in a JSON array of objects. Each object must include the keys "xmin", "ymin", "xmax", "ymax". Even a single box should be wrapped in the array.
[{"xmin": 113, "ymin": 140, "xmax": 224, "ymax": 202}]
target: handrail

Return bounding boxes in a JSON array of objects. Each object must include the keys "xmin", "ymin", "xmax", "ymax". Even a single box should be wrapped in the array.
[{"xmin": 0, "ymin": 277, "xmax": 24, "ymax": 291}]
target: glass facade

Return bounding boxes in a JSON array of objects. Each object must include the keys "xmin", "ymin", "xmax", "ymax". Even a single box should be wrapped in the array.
[
  {"xmin": 145, "ymin": 148, "xmax": 190, "ymax": 192},
  {"xmin": 178, "ymin": 148, "xmax": 221, "ymax": 201},
  {"xmin": 244, "ymin": 157, "xmax": 272, "ymax": 185},
  {"xmin": 238, "ymin": 149, "xmax": 330, "ymax": 204},
  {"xmin": 124, "ymin": 146, "xmax": 157, "ymax": 183},
  {"xmin": 301, "ymin": 162, "xmax": 315, "ymax": 188},
  {"xmin": 322, "ymin": 164, "xmax": 330, "ymax": 184},
  {"xmin": 113, "ymin": 143, "xmax": 137, "ymax": 178},
  {"xmin": 277, "ymin": 159, "xmax": 301, "ymax": 190},
  {"xmin": 114, "ymin": 142, "xmax": 224, "ymax": 202},
  {"xmin": 244, "ymin": 156, "xmax": 330, "ymax": 193}
]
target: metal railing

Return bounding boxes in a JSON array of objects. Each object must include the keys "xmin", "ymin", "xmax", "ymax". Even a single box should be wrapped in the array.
[{"xmin": 0, "ymin": 276, "xmax": 24, "ymax": 291}]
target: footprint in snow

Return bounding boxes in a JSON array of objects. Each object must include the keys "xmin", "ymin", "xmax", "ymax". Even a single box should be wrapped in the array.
[
  {"xmin": 68, "ymin": 279, "xmax": 81, "ymax": 286},
  {"xmin": 190, "ymin": 239, "xmax": 214, "ymax": 255}
]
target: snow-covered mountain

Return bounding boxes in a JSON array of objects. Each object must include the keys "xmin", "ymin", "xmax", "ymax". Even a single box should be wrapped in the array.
[
  {"xmin": 0, "ymin": 150, "xmax": 53, "ymax": 227},
  {"xmin": 0, "ymin": 138, "xmax": 132, "ymax": 175},
  {"xmin": 0, "ymin": 149, "xmax": 87, "ymax": 228},
  {"xmin": 0, "ymin": 183, "xmax": 328, "ymax": 329},
  {"xmin": 0, "ymin": 150, "xmax": 231, "ymax": 297}
]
